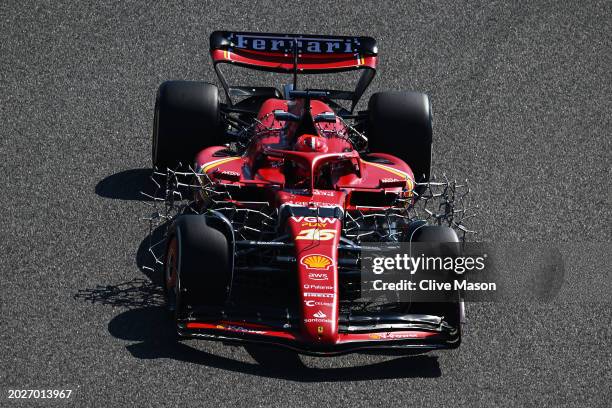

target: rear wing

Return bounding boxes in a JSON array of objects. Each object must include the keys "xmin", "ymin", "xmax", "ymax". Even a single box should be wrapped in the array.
[
  {"xmin": 209, "ymin": 31, "xmax": 378, "ymax": 111},
  {"xmin": 210, "ymin": 31, "xmax": 377, "ymax": 72}
]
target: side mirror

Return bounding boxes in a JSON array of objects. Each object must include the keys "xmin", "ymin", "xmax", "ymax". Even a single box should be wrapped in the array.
[
  {"xmin": 313, "ymin": 112, "xmax": 337, "ymax": 123},
  {"xmin": 273, "ymin": 110, "xmax": 300, "ymax": 122}
]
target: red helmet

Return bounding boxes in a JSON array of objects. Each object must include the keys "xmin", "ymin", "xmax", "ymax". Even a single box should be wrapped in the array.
[{"xmin": 295, "ymin": 134, "xmax": 329, "ymax": 153}]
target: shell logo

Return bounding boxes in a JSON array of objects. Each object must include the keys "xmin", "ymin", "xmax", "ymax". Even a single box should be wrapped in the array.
[{"xmin": 300, "ymin": 254, "xmax": 333, "ymax": 270}]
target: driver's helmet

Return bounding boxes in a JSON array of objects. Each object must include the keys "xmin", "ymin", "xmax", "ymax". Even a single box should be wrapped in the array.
[{"xmin": 295, "ymin": 134, "xmax": 329, "ymax": 153}]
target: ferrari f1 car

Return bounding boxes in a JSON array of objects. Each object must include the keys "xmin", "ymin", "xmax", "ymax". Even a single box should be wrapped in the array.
[{"xmin": 150, "ymin": 31, "xmax": 465, "ymax": 355}]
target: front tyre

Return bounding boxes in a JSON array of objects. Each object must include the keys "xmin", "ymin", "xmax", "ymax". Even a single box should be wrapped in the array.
[
  {"xmin": 407, "ymin": 222, "xmax": 462, "ymax": 348},
  {"xmin": 163, "ymin": 215, "xmax": 232, "ymax": 319}
]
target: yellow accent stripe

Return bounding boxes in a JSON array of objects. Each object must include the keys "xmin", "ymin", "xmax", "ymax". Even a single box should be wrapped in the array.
[
  {"xmin": 365, "ymin": 161, "xmax": 415, "ymax": 190},
  {"xmin": 200, "ymin": 157, "xmax": 241, "ymax": 173}
]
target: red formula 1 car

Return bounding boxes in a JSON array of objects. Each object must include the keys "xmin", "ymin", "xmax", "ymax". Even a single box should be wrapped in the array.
[{"xmin": 151, "ymin": 31, "xmax": 463, "ymax": 355}]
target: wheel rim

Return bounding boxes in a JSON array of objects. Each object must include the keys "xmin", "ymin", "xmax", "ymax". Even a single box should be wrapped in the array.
[{"xmin": 165, "ymin": 237, "xmax": 178, "ymax": 310}]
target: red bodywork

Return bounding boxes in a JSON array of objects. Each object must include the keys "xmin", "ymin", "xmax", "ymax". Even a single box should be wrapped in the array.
[
  {"xmin": 186, "ymin": 97, "xmax": 429, "ymax": 351},
  {"xmin": 211, "ymin": 47, "xmax": 377, "ymax": 72},
  {"xmin": 173, "ymin": 32, "xmax": 456, "ymax": 354}
]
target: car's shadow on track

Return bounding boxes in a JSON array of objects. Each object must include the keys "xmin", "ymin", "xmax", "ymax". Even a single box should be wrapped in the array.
[
  {"xmin": 135, "ymin": 223, "xmax": 166, "ymax": 285},
  {"xmin": 95, "ymin": 168, "xmax": 159, "ymax": 200},
  {"xmin": 107, "ymin": 303, "xmax": 441, "ymax": 381},
  {"xmin": 88, "ymin": 169, "xmax": 442, "ymax": 380},
  {"xmin": 75, "ymin": 279, "xmax": 441, "ymax": 380}
]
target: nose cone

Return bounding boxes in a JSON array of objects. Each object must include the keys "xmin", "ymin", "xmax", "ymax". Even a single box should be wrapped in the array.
[{"xmin": 287, "ymin": 214, "xmax": 340, "ymax": 344}]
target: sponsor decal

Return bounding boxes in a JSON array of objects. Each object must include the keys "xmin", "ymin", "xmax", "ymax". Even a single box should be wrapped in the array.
[
  {"xmin": 291, "ymin": 216, "xmax": 338, "ymax": 224},
  {"xmin": 379, "ymin": 177, "xmax": 408, "ymax": 188},
  {"xmin": 213, "ymin": 169, "xmax": 241, "ymax": 181},
  {"xmin": 283, "ymin": 200, "xmax": 333, "ymax": 207},
  {"xmin": 312, "ymin": 190, "xmax": 335, "ymax": 197},
  {"xmin": 304, "ymin": 292, "xmax": 334, "ymax": 298},
  {"xmin": 304, "ymin": 300, "xmax": 334, "ymax": 307},
  {"xmin": 303, "ymin": 284, "xmax": 333, "ymax": 290},
  {"xmin": 368, "ymin": 332, "xmax": 421, "ymax": 340},
  {"xmin": 307, "ymin": 272, "xmax": 329, "ymax": 281},
  {"xmin": 365, "ymin": 161, "xmax": 414, "ymax": 191},
  {"xmin": 291, "ymin": 216, "xmax": 338, "ymax": 228},
  {"xmin": 304, "ymin": 318, "xmax": 332, "ymax": 323},
  {"xmin": 215, "ymin": 324, "xmax": 265, "ymax": 335},
  {"xmin": 313, "ymin": 310, "xmax": 327, "ymax": 318},
  {"xmin": 230, "ymin": 33, "xmax": 357, "ymax": 54},
  {"xmin": 227, "ymin": 325, "xmax": 266, "ymax": 334},
  {"xmin": 301, "ymin": 254, "xmax": 333, "ymax": 270},
  {"xmin": 295, "ymin": 228, "xmax": 336, "ymax": 241}
]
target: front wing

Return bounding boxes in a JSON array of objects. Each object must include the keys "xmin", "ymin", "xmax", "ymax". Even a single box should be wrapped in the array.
[{"xmin": 177, "ymin": 319, "xmax": 460, "ymax": 356}]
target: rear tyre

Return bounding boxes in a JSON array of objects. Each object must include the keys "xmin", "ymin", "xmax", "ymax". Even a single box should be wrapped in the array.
[
  {"xmin": 367, "ymin": 91, "xmax": 433, "ymax": 183},
  {"xmin": 164, "ymin": 215, "xmax": 232, "ymax": 319},
  {"xmin": 152, "ymin": 81, "xmax": 223, "ymax": 170}
]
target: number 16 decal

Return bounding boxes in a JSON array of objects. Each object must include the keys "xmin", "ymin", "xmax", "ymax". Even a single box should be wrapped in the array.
[{"xmin": 295, "ymin": 228, "xmax": 336, "ymax": 241}]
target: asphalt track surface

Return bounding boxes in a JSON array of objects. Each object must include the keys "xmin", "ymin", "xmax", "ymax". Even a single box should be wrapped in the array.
[{"xmin": 1, "ymin": 1, "xmax": 610, "ymax": 407}]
